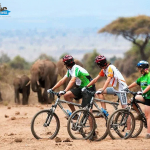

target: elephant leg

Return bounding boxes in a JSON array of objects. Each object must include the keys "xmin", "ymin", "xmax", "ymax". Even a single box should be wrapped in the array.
[
  {"xmin": 0, "ymin": 92, "xmax": 3, "ymax": 101},
  {"xmin": 15, "ymin": 90, "xmax": 20, "ymax": 104},
  {"xmin": 22, "ymin": 88, "xmax": 28, "ymax": 105},
  {"xmin": 37, "ymin": 88, "xmax": 42, "ymax": 103},
  {"xmin": 26, "ymin": 85, "xmax": 30, "ymax": 104},
  {"xmin": 43, "ymin": 89, "xmax": 51, "ymax": 104}
]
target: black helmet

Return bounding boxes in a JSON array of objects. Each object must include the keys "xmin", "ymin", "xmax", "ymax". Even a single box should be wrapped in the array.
[
  {"xmin": 137, "ymin": 60, "xmax": 149, "ymax": 69},
  {"xmin": 63, "ymin": 55, "xmax": 75, "ymax": 66},
  {"xmin": 95, "ymin": 55, "xmax": 107, "ymax": 67}
]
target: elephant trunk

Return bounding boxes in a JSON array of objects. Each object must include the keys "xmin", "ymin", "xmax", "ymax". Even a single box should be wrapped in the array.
[{"xmin": 31, "ymin": 80, "xmax": 40, "ymax": 92}]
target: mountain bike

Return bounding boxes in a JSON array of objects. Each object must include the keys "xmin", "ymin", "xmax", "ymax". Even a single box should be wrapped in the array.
[
  {"xmin": 31, "ymin": 91, "xmax": 95, "ymax": 140},
  {"xmin": 67, "ymin": 89, "xmax": 120, "ymax": 141},
  {"xmin": 107, "ymin": 90, "xmax": 147, "ymax": 139}
]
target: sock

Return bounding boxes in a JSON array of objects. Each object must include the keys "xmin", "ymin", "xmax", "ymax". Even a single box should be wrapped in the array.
[{"xmin": 126, "ymin": 130, "xmax": 130, "ymax": 133}]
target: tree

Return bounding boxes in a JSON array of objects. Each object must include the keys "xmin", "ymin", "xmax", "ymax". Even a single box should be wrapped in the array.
[
  {"xmin": 37, "ymin": 53, "xmax": 56, "ymax": 62},
  {"xmin": 9, "ymin": 55, "xmax": 30, "ymax": 69},
  {"xmin": 114, "ymin": 40, "xmax": 150, "ymax": 77},
  {"xmin": 0, "ymin": 52, "xmax": 11, "ymax": 63},
  {"xmin": 82, "ymin": 49, "xmax": 100, "ymax": 77},
  {"xmin": 98, "ymin": 15, "xmax": 150, "ymax": 60},
  {"xmin": 59, "ymin": 53, "xmax": 69, "ymax": 59}
]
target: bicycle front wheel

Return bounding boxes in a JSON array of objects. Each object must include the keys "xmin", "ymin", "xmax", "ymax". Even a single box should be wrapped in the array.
[
  {"xmin": 107, "ymin": 109, "xmax": 135, "ymax": 139},
  {"xmin": 130, "ymin": 108, "xmax": 143, "ymax": 138},
  {"xmin": 67, "ymin": 109, "xmax": 96, "ymax": 140},
  {"xmin": 92, "ymin": 110, "xmax": 108, "ymax": 141},
  {"xmin": 31, "ymin": 110, "xmax": 60, "ymax": 139}
]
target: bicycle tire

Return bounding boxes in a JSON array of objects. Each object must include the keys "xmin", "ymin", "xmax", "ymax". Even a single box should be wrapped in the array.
[
  {"xmin": 107, "ymin": 109, "xmax": 135, "ymax": 139},
  {"xmin": 92, "ymin": 110, "xmax": 108, "ymax": 141},
  {"xmin": 31, "ymin": 109, "xmax": 60, "ymax": 139},
  {"xmin": 67, "ymin": 109, "xmax": 96, "ymax": 140},
  {"xmin": 130, "ymin": 109, "xmax": 143, "ymax": 138}
]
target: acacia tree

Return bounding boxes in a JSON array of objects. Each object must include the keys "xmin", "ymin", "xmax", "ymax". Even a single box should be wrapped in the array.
[{"xmin": 98, "ymin": 15, "xmax": 150, "ymax": 60}]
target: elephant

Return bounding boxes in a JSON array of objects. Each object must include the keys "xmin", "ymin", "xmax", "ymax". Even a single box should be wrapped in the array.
[
  {"xmin": 0, "ymin": 90, "xmax": 3, "ymax": 102},
  {"xmin": 30, "ymin": 59, "xmax": 58, "ymax": 104},
  {"xmin": 56, "ymin": 59, "xmax": 83, "ymax": 88},
  {"xmin": 13, "ymin": 75, "xmax": 30, "ymax": 105}
]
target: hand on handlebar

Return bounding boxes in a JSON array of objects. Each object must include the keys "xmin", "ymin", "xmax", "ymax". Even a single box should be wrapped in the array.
[
  {"xmin": 137, "ymin": 91, "xmax": 143, "ymax": 95},
  {"xmin": 59, "ymin": 90, "xmax": 66, "ymax": 95},
  {"xmin": 47, "ymin": 89, "xmax": 53, "ymax": 94},
  {"xmin": 122, "ymin": 87, "xmax": 129, "ymax": 92},
  {"xmin": 81, "ymin": 86, "xmax": 87, "ymax": 92},
  {"xmin": 95, "ymin": 90, "xmax": 103, "ymax": 94}
]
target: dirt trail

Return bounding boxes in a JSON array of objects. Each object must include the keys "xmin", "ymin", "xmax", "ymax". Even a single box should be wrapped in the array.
[{"xmin": 0, "ymin": 103, "xmax": 149, "ymax": 150}]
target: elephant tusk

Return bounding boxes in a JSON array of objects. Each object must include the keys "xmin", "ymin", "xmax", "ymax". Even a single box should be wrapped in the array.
[
  {"xmin": 37, "ymin": 81, "xmax": 40, "ymax": 86},
  {"xmin": 26, "ymin": 81, "xmax": 31, "ymax": 86}
]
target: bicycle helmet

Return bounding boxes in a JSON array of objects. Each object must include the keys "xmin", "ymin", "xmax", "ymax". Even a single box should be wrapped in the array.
[
  {"xmin": 95, "ymin": 55, "xmax": 107, "ymax": 67},
  {"xmin": 63, "ymin": 55, "xmax": 75, "ymax": 66},
  {"xmin": 137, "ymin": 60, "xmax": 149, "ymax": 69}
]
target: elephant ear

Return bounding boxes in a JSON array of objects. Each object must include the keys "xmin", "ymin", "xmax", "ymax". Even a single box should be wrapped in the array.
[
  {"xmin": 39, "ymin": 64, "xmax": 44, "ymax": 76},
  {"xmin": 20, "ymin": 75, "xmax": 30, "ymax": 89}
]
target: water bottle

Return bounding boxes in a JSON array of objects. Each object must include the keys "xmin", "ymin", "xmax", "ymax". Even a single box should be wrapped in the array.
[
  {"xmin": 66, "ymin": 110, "xmax": 72, "ymax": 116},
  {"xmin": 101, "ymin": 108, "xmax": 109, "ymax": 117}
]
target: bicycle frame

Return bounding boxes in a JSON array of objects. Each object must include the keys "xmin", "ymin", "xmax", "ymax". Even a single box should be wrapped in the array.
[
  {"xmin": 50, "ymin": 92, "xmax": 82, "ymax": 118},
  {"xmin": 129, "ymin": 92, "xmax": 147, "ymax": 128}
]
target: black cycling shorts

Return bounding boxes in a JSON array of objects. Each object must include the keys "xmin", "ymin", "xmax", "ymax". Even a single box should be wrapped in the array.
[
  {"xmin": 144, "ymin": 99, "xmax": 150, "ymax": 106},
  {"xmin": 70, "ymin": 86, "xmax": 95, "ymax": 107}
]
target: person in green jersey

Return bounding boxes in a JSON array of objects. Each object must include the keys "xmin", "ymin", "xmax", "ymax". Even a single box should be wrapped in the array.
[
  {"xmin": 126, "ymin": 60, "xmax": 150, "ymax": 139},
  {"xmin": 47, "ymin": 55, "xmax": 95, "ymax": 113}
]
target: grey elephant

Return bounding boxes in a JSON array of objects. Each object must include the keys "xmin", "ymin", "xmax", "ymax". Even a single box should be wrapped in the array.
[
  {"xmin": 30, "ymin": 59, "xmax": 58, "ymax": 104},
  {"xmin": 0, "ymin": 91, "xmax": 3, "ymax": 102},
  {"xmin": 13, "ymin": 75, "xmax": 30, "ymax": 105},
  {"xmin": 56, "ymin": 59, "xmax": 83, "ymax": 88}
]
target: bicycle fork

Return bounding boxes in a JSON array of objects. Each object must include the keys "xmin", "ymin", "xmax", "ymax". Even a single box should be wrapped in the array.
[{"xmin": 43, "ymin": 108, "xmax": 55, "ymax": 127}]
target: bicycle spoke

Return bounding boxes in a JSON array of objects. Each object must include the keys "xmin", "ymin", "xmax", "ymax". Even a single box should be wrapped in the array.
[{"xmin": 31, "ymin": 110, "xmax": 60, "ymax": 139}]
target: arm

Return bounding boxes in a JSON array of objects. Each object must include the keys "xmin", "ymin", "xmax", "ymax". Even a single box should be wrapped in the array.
[
  {"xmin": 65, "ymin": 77, "xmax": 76, "ymax": 92},
  {"xmin": 52, "ymin": 76, "xmax": 68, "ymax": 90},
  {"xmin": 87, "ymin": 75, "xmax": 101, "ymax": 87},
  {"xmin": 128, "ymin": 82, "xmax": 138, "ymax": 89},
  {"xmin": 143, "ymin": 85, "xmax": 150, "ymax": 94},
  {"xmin": 101, "ymin": 76, "xmax": 112, "ymax": 91}
]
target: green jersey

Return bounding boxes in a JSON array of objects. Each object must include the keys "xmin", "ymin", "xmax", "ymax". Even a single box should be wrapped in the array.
[
  {"xmin": 136, "ymin": 72, "xmax": 150, "ymax": 99},
  {"xmin": 65, "ymin": 64, "xmax": 92, "ymax": 88}
]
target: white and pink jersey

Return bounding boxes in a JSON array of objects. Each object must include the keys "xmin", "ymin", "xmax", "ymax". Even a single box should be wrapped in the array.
[{"xmin": 99, "ymin": 64, "xmax": 127, "ymax": 91}]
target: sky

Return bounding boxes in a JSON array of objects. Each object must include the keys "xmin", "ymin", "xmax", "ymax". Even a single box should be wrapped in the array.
[
  {"xmin": 1, "ymin": 0, "xmax": 150, "ymax": 30},
  {"xmin": 0, "ymin": 0, "xmax": 150, "ymax": 61}
]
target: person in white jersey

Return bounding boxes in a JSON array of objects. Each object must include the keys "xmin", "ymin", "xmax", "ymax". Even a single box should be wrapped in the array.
[
  {"xmin": 47, "ymin": 55, "xmax": 95, "ymax": 114},
  {"xmin": 82, "ymin": 55, "xmax": 128, "ymax": 111}
]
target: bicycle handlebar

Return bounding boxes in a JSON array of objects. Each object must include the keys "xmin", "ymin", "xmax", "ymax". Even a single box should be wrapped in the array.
[
  {"xmin": 83, "ymin": 89, "xmax": 95, "ymax": 96},
  {"xmin": 125, "ymin": 89, "xmax": 137, "ymax": 96},
  {"xmin": 48, "ymin": 91, "xmax": 60, "ymax": 97}
]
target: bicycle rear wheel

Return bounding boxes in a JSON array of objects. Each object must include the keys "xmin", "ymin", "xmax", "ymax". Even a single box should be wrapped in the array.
[
  {"xmin": 31, "ymin": 109, "xmax": 60, "ymax": 139},
  {"xmin": 130, "ymin": 108, "xmax": 143, "ymax": 138},
  {"xmin": 92, "ymin": 110, "xmax": 108, "ymax": 141},
  {"xmin": 107, "ymin": 109, "xmax": 135, "ymax": 139},
  {"xmin": 67, "ymin": 109, "xmax": 96, "ymax": 140}
]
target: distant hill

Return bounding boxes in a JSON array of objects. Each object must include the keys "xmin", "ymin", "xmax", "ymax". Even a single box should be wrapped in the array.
[{"xmin": 0, "ymin": 28, "xmax": 131, "ymax": 62}]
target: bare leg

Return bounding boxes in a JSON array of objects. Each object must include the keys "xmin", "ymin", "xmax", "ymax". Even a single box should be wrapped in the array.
[
  {"xmin": 97, "ymin": 94, "xmax": 106, "ymax": 109},
  {"xmin": 96, "ymin": 88, "xmax": 107, "ymax": 109},
  {"xmin": 145, "ymin": 105, "xmax": 150, "ymax": 133},
  {"xmin": 64, "ymin": 91, "xmax": 76, "ymax": 112},
  {"xmin": 131, "ymin": 95, "xmax": 145, "ymax": 114}
]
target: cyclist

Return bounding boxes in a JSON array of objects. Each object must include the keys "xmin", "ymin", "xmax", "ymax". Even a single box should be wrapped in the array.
[
  {"xmin": 47, "ymin": 55, "xmax": 95, "ymax": 114},
  {"xmin": 125, "ymin": 60, "xmax": 150, "ymax": 139},
  {"xmin": 82, "ymin": 55, "xmax": 128, "ymax": 112}
]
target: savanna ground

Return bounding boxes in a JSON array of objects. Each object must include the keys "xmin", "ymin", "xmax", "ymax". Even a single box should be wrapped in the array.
[
  {"xmin": 0, "ymin": 67, "xmax": 149, "ymax": 150},
  {"xmin": 0, "ymin": 92, "xmax": 149, "ymax": 150}
]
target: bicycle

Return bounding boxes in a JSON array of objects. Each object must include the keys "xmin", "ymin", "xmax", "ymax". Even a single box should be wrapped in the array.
[
  {"xmin": 67, "ymin": 89, "xmax": 120, "ymax": 141},
  {"xmin": 107, "ymin": 90, "xmax": 147, "ymax": 139},
  {"xmin": 31, "ymin": 91, "xmax": 96, "ymax": 140}
]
